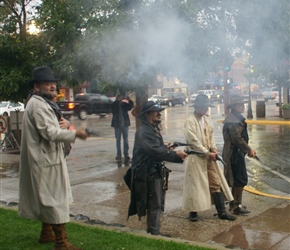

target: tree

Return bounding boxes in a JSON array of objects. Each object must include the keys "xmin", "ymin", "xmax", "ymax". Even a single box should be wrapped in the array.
[
  {"xmin": 0, "ymin": 0, "xmax": 42, "ymax": 101},
  {"xmin": 235, "ymin": 0, "xmax": 290, "ymax": 86}
]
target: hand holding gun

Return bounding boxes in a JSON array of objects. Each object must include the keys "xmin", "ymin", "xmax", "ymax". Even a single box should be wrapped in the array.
[
  {"xmin": 216, "ymin": 154, "xmax": 227, "ymax": 166},
  {"xmin": 85, "ymin": 128, "xmax": 100, "ymax": 137}
]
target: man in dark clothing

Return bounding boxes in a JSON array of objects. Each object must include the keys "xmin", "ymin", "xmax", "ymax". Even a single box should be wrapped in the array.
[
  {"xmin": 222, "ymin": 95, "xmax": 256, "ymax": 215},
  {"xmin": 126, "ymin": 101, "xmax": 187, "ymax": 235},
  {"xmin": 111, "ymin": 93, "xmax": 134, "ymax": 163}
]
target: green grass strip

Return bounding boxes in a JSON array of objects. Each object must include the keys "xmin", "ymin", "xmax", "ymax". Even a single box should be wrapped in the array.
[{"xmin": 0, "ymin": 208, "xmax": 214, "ymax": 250}]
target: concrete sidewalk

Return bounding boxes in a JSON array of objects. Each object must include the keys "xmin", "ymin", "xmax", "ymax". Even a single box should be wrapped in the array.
[
  {"xmin": 1, "ymin": 141, "xmax": 289, "ymax": 250},
  {"xmin": 0, "ymin": 100, "xmax": 289, "ymax": 250}
]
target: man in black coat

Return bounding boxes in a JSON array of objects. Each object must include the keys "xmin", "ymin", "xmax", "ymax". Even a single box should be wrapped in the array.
[
  {"xmin": 111, "ymin": 93, "xmax": 134, "ymax": 163},
  {"xmin": 127, "ymin": 101, "xmax": 187, "ymax": 235},
  {"xmin": 222, "ymin": 95, "xmax": 256, "ymax": 215}
]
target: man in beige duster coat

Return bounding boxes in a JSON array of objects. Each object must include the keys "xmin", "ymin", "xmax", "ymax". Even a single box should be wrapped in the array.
[
  {"xmin": 19, "ymin": 66, "xmax": 88, "ymax": 250},
  {"xmin": 182, "ymin": 94, "xmax": 235, "ymax": 222}
]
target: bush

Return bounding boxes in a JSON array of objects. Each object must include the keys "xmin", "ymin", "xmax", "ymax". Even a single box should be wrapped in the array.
[{"xmin": 282, "ymin": 103, "xmax": 290, "ymax": 110}]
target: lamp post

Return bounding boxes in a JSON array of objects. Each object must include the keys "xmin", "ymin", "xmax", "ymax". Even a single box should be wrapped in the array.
[
  {"xmin": 247, "ymin": 65, "xmax": 254, "ymax": 118},
  {"xmin": 223, "ymin": 62, "xmax": 231, "ymax": 116},
  {"xmin": 247, "ymin": 80, "xmax": 253, "ymax": 118}
]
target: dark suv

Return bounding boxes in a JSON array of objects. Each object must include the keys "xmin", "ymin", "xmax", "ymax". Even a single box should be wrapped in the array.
[
  {"xmin": 74, "ymin": 93, "xmax": 112, "ymax": 120},
  {"xmin": 161, "ymin": 92, "xmax": 187, "ymax": 107}
]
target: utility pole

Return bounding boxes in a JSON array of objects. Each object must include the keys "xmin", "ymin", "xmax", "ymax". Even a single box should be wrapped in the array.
[
  {"xmin": 223, "ymin": 70, "xmax": 229, "ymax": 116},
  {"xmin": 246, "ymin": 80, "xmax": 253, "ymax": 118},
  {"xmin": 223, "ymin": 62, "xmax": 231, "ymax": 116},
  {"xmin": 247, "ymin": 65, "xmax": 254, "ymax": 119}
]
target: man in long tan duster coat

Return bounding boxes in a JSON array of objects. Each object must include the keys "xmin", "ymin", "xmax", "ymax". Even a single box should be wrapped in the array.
[
  {"xmin": 182, "ymin": 94, "xmax": 236, "ymax": 222},
  {"xmin": 19, "ymin": 66, "xmax": 88, "ymax": 250}
]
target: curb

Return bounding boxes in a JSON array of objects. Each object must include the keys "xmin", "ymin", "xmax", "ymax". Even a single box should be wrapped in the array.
[{"xmin": 217, "ymin": 119, "xmax": 290, "ymax": 125}]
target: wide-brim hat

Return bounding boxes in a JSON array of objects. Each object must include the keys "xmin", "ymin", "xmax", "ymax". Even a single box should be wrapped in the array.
[
  {"xmin": 29, "ymin": 66, "xmax": 59, "ymax": 88},
  {"xmin": 193, "ymin": 94, "xmax": 215, "ymax": 108},
  {"xmin": 227, "ymin": 95, "xmax": 244, "ymax": 109},
  {"xmin": 138, "ymin": 101, "xmax": 165, "ymax": 117}
]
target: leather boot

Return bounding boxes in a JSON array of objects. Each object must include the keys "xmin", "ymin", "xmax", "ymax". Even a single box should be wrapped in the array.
[
  {"xmin": 229, "ymin": 187, "xmax": 247, "ymax": 211},
  {"xmin": 229, "ymin": 186, "xmax": 236, "ymax": 211},
  {"xmin": 213, "ymin": 192, "xmax": 236, "ymax": 220},
  {"xmin": 188, "ymin": 212, "xmax": 198, "ymax": 222},
  {"xmin": 52, "ymin": 224, "xmax": 81, "ymax": 250},
  {"xmin": 232, "ymin": 187, "xmax": 250, "ymax": 215},
  {"xmin": 39, "ymin": 222, "xmax": 55, "ymax": 243}
]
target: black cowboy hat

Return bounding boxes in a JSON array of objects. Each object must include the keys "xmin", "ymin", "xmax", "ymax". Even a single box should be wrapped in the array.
[
  {"xmin": 138, "ymin": 101, "xmax": 165, "ymax": 117},
  {"xmin": 227, "ymin": 95, "xmax": 244, "ymax": 109},
  {"xmin": 193, "ymin": 94, "xmax": 215, "ymax": 108},
  {"xmin": 29, "ymin": 66, "xmax": 59, "ymax": 88}
]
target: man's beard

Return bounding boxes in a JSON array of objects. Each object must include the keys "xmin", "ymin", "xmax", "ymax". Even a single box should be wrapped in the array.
[
  {"xmin": 153, "ymin": 115, "xmax": 162, "ymax": 124},
  {"xmin": 39, "ymin": 90, "xmax": 57, "ymax": 100}
]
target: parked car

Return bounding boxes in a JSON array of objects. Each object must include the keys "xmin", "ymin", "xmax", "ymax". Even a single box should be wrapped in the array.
[
  {"xmin": 211, "ymin": 90, "xmax": 249, "ymax": 103},
  {"xmin": 0, "ymin": 101, "xmax": 25, "ymax": 116},
  {"xmin": 262, "ymin": 87, "xmax": 279, "ymax": 101},
  {"xmin": 251, "ymin": 89, "xmax": 263, "ymax": 99},
  {"xmin": 211, "ymin": 90, "xmax": 224, "ymax": 103},
  {"xmin": 56, "ymin": 93, "xmax": 112, "ymax": 120},
  {"xmin": 161, "ymin": 92, "xmax": 187, "ymax": 107},
  {"xmin": 148, "ymin": 95, "xmax": 163, "ymax": 104},
  {"xmin": 190, "ymin": 90, "xmax": 215, "ymax": 103}
]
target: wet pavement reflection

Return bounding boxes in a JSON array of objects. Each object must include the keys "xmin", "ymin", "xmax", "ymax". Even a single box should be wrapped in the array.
[
  {"xmin": 0, "ymin": 162, "xmax": 19, "ymax": 178},
  {"xmin": 212, "ymin": 204, "xmax": 290, "ymax": 249}
]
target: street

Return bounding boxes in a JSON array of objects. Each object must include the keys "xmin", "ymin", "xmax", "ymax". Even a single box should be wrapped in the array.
[
  {"xmin": 69, "ymin": 99, "xmax": 290, "ymax": 195},
  {"xmin": 1, "ymin": 99, "xmax": 289, "ymax": 249}
]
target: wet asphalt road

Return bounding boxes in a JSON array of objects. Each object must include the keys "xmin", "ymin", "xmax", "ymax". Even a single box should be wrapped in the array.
[
  {"xmin": 1, "ymin": 99, "xmax": 289, "ymax": 249},
  {"xmin": 70, "ymin": 99, "xmax": 290, "ymax": 195}
]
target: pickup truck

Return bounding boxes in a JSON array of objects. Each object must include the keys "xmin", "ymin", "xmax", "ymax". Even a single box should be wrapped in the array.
[
  {"xmin": 56, "ymin": 93, "xmax": 113, "ymax": 120},
  {"xmin": 262, "ymin": 87, "xmax": 279, "ymax": 101}
]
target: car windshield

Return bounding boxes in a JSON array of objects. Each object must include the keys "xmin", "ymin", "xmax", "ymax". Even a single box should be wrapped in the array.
[{"xmin": 0, "ymin": 102, "xmax": 9, "ymax": 107}]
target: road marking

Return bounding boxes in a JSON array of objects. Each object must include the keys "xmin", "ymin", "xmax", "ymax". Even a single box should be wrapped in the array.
[{"xmin": 216, "ymin": 119, "xmax": 290, "ymax": 125}]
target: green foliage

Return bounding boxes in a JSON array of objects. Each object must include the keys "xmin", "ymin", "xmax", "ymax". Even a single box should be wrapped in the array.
[
  {"xmin": 0, "ymin": 208, "xmax": 212, "ymax": 250},
  {"xmin": 236, "ymin": 0, "xmax": 289, "ymax": 75},
  {"xmin": 1, "ymin": 0, "xmax": 288, "ymax": 101},
  {"xmin": 282, "ymin": 103, "xmax": 290, "ymax": 110}
]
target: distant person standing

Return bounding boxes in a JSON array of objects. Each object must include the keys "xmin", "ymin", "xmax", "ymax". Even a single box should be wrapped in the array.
[
  {"xmin": 111, "ymin": 93, "xmax": 134, "ymax": 164},
  {"xmin": 222, "ymin": 95, "xmax": 256, "ymax": 215},
  {"xmin": 19, "ymin": 66, "xmax": 88, "ymax": 250}
]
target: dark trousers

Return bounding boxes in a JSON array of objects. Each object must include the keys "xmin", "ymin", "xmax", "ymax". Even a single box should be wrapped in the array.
[
  {"xmin": 147, "ymin": 178, "xmax": 165, "ymax": 235},
  {"xmin": 231, "ymin": 151, "xmax": 248, "ymax": 187},
  {"xmin": 114, "ymin": 126, "xmax": 129, "ymax": 157}
]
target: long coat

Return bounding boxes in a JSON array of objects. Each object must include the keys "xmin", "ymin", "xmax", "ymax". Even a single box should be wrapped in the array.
[
  {"xmin": 19, "ymin": 95, "xmax": 77, "ymax": 224},
  {"xmin": 128, "ymin": 120, "xmax": 182, "ymax": 219},
  {"xmin": 222, "ymin": 112, "xmax": 251, "ymax": 187},
  {"xmin": 182, "ymin": 113, "xmax": 217, "ymax": 212}
]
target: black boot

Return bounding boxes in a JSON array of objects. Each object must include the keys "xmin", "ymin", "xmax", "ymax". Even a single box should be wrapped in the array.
[
  {"xmin": 188, "ymin": 212, "xmax": 198, "ymax": 222},
  {"xmin": 213, "ymin": 192, "xmax": 236, "ymax": 220},
  {"xmin": 232, "ymin": 187, "xmax": 250, "ymax": 215}
]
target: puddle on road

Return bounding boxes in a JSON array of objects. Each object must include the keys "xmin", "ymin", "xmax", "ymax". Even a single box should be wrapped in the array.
[
  {"xmin": 0, "ymin": 162, "xmax": 19, "ymax": 178},
  {"xmin": 211, "ymin": 204, "xmax": 290, "ymax": 249}
]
